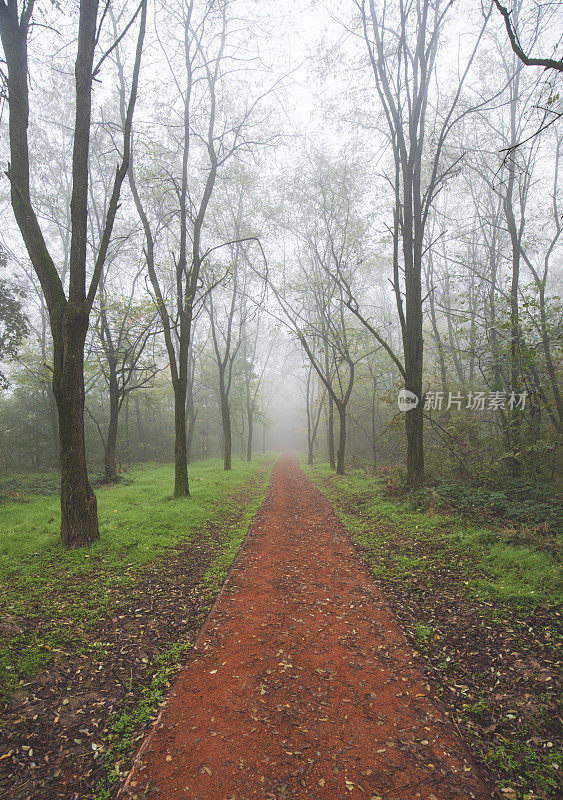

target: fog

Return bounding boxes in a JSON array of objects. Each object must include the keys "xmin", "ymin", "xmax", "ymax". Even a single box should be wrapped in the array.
[{"xmin": 0, "ymin": 0, "xmax": 560, "ymax": 498}]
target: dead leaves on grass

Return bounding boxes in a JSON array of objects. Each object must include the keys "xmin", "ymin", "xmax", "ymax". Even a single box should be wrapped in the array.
[{"xmin": 330, "ymin": 480, "xmax": 562, "ymax": 800}]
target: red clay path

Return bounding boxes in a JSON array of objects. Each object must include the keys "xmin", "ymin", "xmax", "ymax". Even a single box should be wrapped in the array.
[{"xmin": 122, "ymin": 456, "xmax": 496, "ymax": 800}]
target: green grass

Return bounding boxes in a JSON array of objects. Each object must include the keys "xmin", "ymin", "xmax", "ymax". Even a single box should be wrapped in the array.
[
  {"xmin": 0, "ymin": 458, "xmax": 272, "ymax": 698},
  {"xmin": 92, "ymin": 641, "xmax": 194, "ymax": 800},
  {"xmin": 302, "ymin": 462, "xmax": 562, "ymax": 605}
]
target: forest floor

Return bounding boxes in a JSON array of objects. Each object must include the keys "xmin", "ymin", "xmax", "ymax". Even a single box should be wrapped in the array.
[
  {"xmin": 121, "ymin": 455, "xmax": 498, "ymax": 800},
  {"xmin": 1, "ymin": 456, "xmax": 560, "ymax": 800},
  {"xmin": 0, "ymin": 458, "xmax": 272, "ymax": 800}
]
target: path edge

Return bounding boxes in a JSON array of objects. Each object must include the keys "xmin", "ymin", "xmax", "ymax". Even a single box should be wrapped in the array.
[{"xmin": 118, "ymin": 461, "xmax": 276, "ymax": 799}]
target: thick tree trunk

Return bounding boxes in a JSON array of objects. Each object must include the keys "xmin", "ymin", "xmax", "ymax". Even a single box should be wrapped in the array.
[
  {"xmin": 405, "ymin": 401, "xmax": 424, "ymax": 487},
  {"xmin": 402, "ymin": 164, "xmax": 425, "ymax": 488},
  {"xmin": 47, "ymin": 383, "xmax": 60, "ymax": 465},
  {"xmin": 404, "ymin": 297, "xmax": 424, "ymax": 488},
  {"xmin": 173, "ymin": 380, "xmax": 189, "ymax": 496},
  {"xmin": 403, "ymin": 329, "xmax": 424, "ymax": 488},
  {"xmin": 53, "ymin": 310, "xmax": 99, "ymax": 547}
]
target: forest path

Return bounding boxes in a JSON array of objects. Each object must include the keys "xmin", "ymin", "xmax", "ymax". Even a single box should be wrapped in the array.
[{"xmin": 122, "ymin": 455, "xmax": 494, "ymax": 800}]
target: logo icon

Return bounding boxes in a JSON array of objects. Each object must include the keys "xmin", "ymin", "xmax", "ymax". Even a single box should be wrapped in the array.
[{"xmin": 398, "ymin": 389, "xmax": 419, "ymax": 412}]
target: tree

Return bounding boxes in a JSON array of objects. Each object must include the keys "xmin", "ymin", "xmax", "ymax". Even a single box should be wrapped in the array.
[
  {"xmin": 517, "ymin": 134, "xmax": 562, "ymax": 432},
  {"xmin": 0, "ymin": 246, "xmax": 28, "ymax": 389},
  {"xmin": 0, "ymin": 0, "xmax": 147, "ymax": 545},
  {"xmin": 268, "ymin": 249, "xmax": 360, "ymax": 475},
  {"xmin": 465, "ymin": 4, "xmax": 560, "ymax": 456},
  {"xmin": 492, "ymin": 0, "xmax": 563, "ymax": 72},
  {"xmin": 302, "ymin": 362, "xmax": 325, "ymax": 465},
  {"xmin": 345, "ymin": 0, "xmax": 491, "ymax": 486},
  {"xmin": 241, "ymin": 314, "xmax": 273, "ymax": 462},
  {"xmin": 206, "ymin": 258, "xmax": 242, "ymax": 472},
  {"xmin": 120, "ymin": 0, "xmax": 271, "ymax": 495},
  {"xmin": 93, "ymin": 285, "xmax": 159, "ymax": 481}
]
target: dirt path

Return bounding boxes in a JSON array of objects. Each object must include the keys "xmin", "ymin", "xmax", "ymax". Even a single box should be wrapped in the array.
[{"xmin": 122, "ymin": 456, "xmax": 496, "ymax": 800}]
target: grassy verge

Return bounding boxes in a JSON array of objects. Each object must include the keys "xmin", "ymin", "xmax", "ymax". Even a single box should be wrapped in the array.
[
  {"xmin": 0, "ymin": 457, "xmax": 273, "ymax": 800},
  {"xmin": 303, "ymin": 461, "xmax": 562, "ymax": 800},
  {"xmin": 0, "ymin": 459, "xmax": 266, "ymax": 694}
]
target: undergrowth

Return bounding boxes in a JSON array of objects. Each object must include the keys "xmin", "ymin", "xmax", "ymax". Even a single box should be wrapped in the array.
[{"xmin": 92, "ymin": 642, "xmax": 192, "ymax": 800}]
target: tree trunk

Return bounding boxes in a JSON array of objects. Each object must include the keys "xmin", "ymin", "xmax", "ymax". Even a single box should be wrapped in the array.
[
  {"xmin": 173, "ymin": 380, "xmax": 189, "ymax": 496},
  {"xmin": 186, "ymin": 386, "xmax": 196, "ymax": 465},
  {"xmin": 134, "ymin": 394, "xmax": 147, "ymax": 460},
  {"xmin": 306, "ymin": 370, "xmax": 314, "ymax": 465},
  {"xmin": 538, "ymin": 285, "xmax": 563, "ymax": 431},
  {"xmin": 503, "ymin": 47, "xmax": 524, "ymax": 474},
  {"xmin": 186, "ymin": 416, "xmax": 196, "ymax": 464},
  {"xmin": 47, "ymin": 383, "xmax": 60, "ymax": 465},
  {"xmin": 104, "ymin": 366, "xmax": 119, "ymax": 482},
  {"xmin": 125, "ymin": 394, "xmax": 130, "ymax": 467},
  {"xmin": 402, "ymin": 159, "xmax": 425, "ymax": 488},
  {"xmin": 53, "ymin": 310, "xmax": 99, "ymax": 547},
  {"xmin": 404, "ymin": 296, "xmax": 425, "ymax": 488},
  {"xmin": 186, "ymin": 347, "xmax": 197, "ymax": 463},
  {"xmin": 221, "ymin": 390, "xmax": 232, "ymax": 471},
  {"xmin": 426, "ymin": 255, "xmax": 448, "ymax": 394},
  {"xmin": 403, "ymin": 322, "xmax": 425, "ymax": 488},
  {"xmin": 336, "ymin": 404, "xmax": 346, "ymax": 476},
  {"xmin": 371, "ymin": 377, "xmax": 378, "ymax": 472},
  {"xmin": 246, "ymin": 414, "xmax": 253, "ymax": 462},
  {"xmin": 327, "ymin": 395, "xmax": 335, "ymax": 469},
  {"xmin": 307, "ymin": 380, "xmax": 323, "ymax": 467}
]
